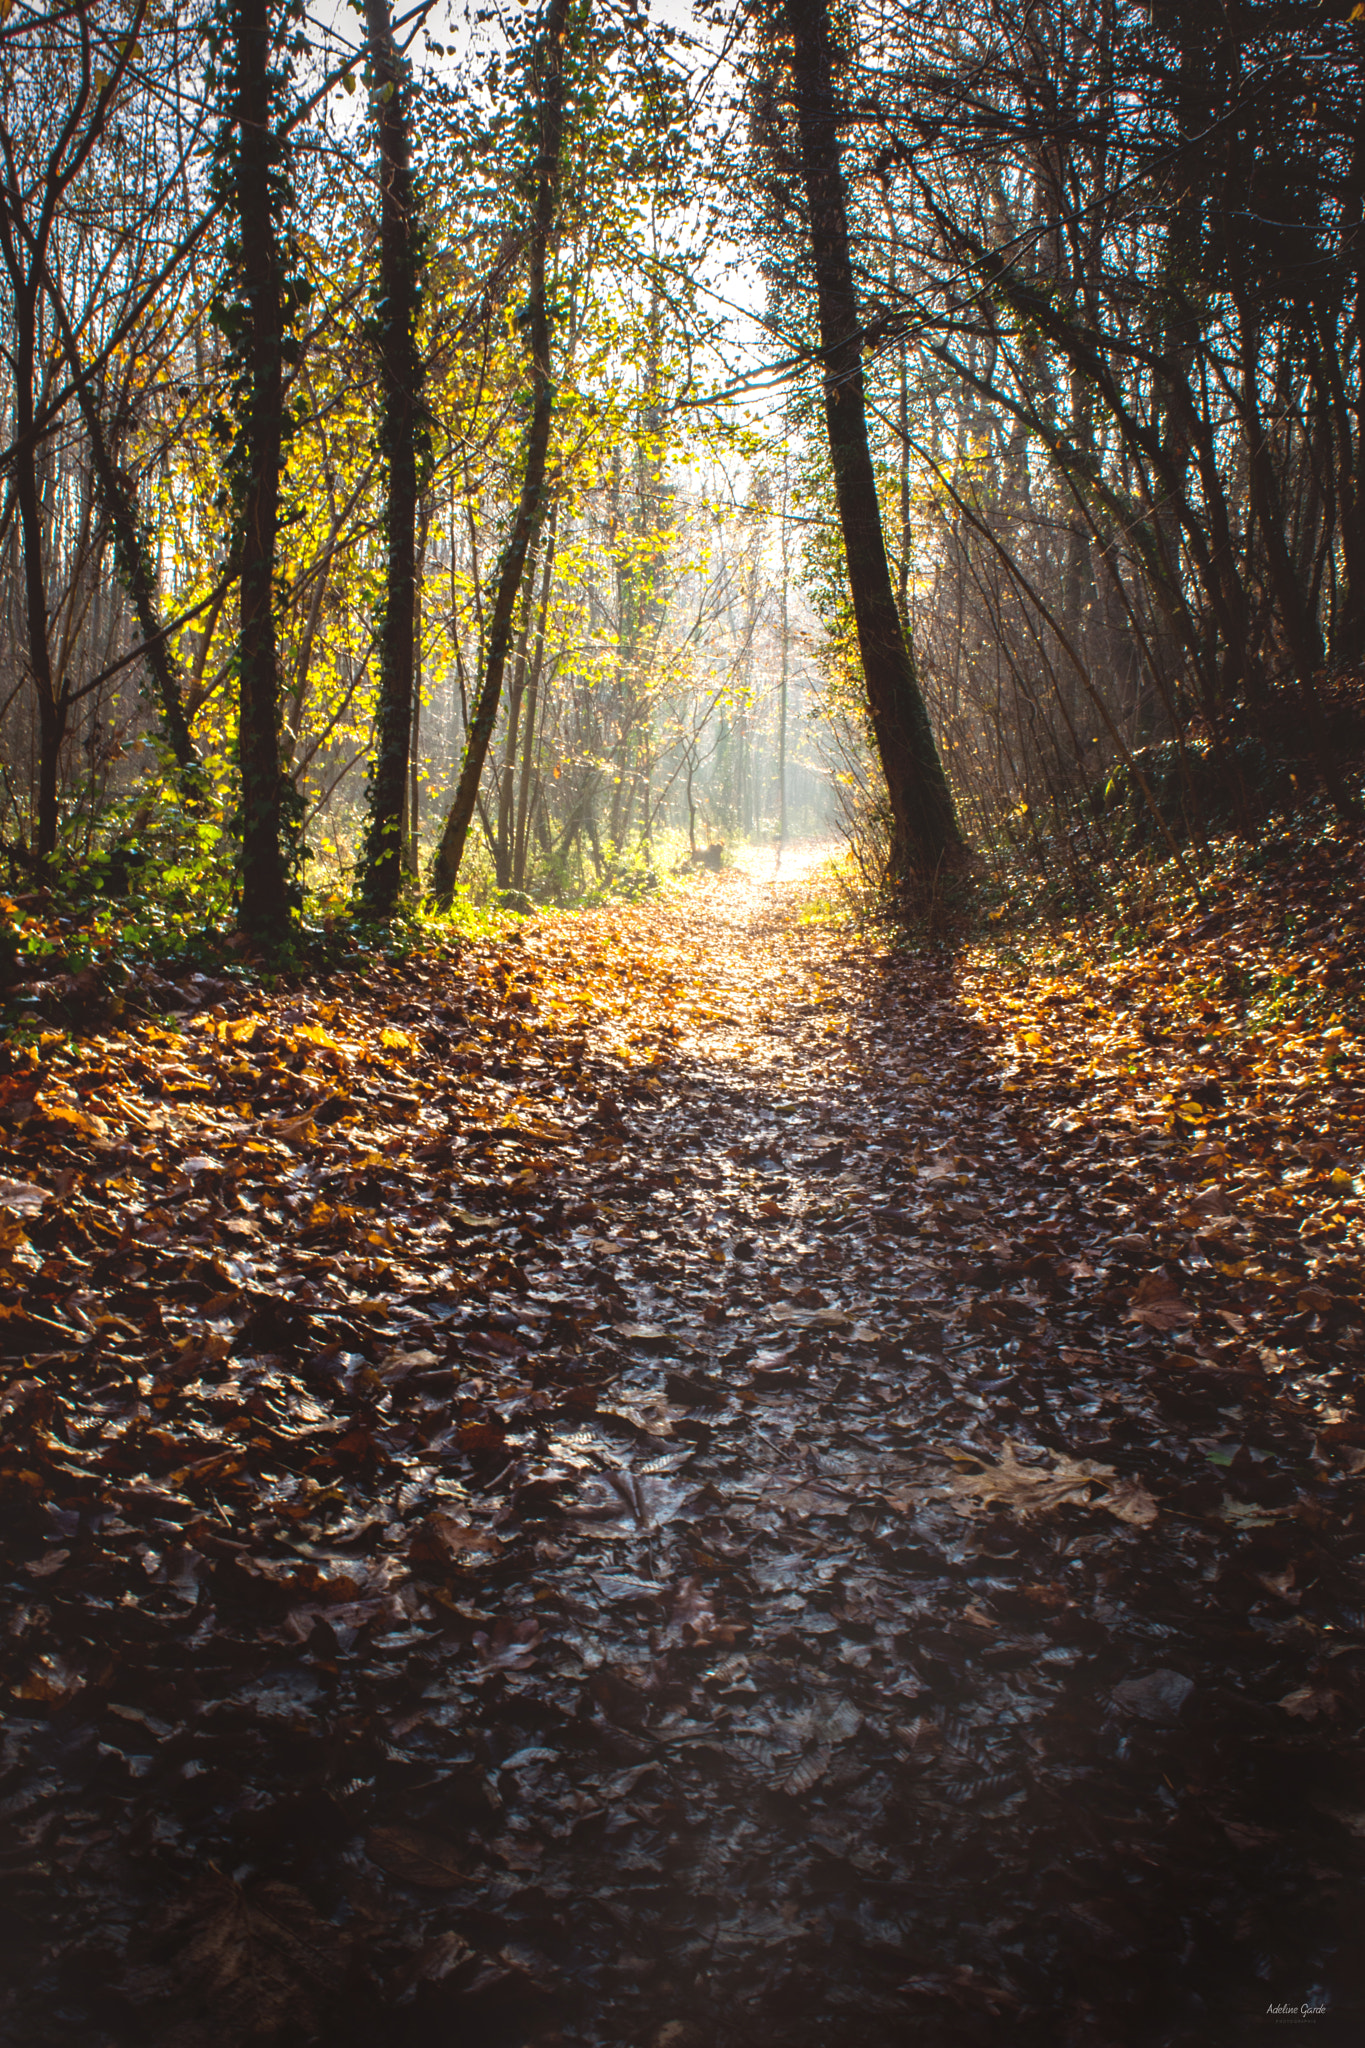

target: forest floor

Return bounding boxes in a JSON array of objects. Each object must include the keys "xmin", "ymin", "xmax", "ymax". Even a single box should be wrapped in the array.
[{"xmin": 1, "ymin": 842, "xmax": 1364, "ymax": 2047}]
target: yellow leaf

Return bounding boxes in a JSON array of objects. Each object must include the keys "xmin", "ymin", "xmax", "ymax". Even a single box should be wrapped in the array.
[{"xmin": 38, "ymin": 1099, "xmax": 108, "ymax": 1138}]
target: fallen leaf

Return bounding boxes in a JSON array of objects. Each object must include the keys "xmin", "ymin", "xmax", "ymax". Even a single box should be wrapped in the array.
[
  {"xmin": 935, "ymin": 1443, "xmax": 1158, "ymax": 1526},
  {"xmin": 778, "ymin": 1745, "xmax": 830, "ymax": 1795},
  {"xmin": 473, "ymin": 1617, "xmax": 541, "ymax": 1671},
  {"xmin": 1123, "ymin": 1272, "xmax": 1197, "ymax": 1332},
  {"xmin": 391, "ymin": 1930, "xmax": 478, "ymax": 1997},
  {"xmin": 1111, "ymin": 1669, "xmax": 1194, "ymax": 1723},
  {"xmin": 366, "ymin": 1825, "xmax": 470, "ymax": 1888},
  {"xmin": 23, "ymin": 1546, "xmax": 70, "ymax": 1577},
  {"xmin": 118, "ymin": 1875, "xmax": 347, "ymax": 2042},
  {"xmin": 410, "ymin": 1511, "xmax": 501, "ymax": 1566},
  {"xmin": 1278, "ymin": 1684, "xmax": 1341, "ymax": 1720}
]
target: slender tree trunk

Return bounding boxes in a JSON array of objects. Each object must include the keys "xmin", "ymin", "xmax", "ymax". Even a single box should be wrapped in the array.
[
  {"xmin": 779, "ymin": 459, "xmax": 789, "ymax": 857},
  {"xmin": 9, "ymin": 285, "xmax": 65, "ymax": 862},
  {"xmin": 405, "ymin": 504, "xmax": 428, "ymax": 878},
  {"xmin": 512, "ymin": 509, "xmax": 557, "ymax": 891},
  {"xmin": 428, "ymin": 0, "xmax": 570, "ymax": 908},
  {"xmin": 233, "ymin": 0, "xmax": 290, "ymax": 939},
  {"xmin": 494, "ymin": 565, "xmax": 538, "ymax": 888},
  {"xmin": 0, "ymin": 200, "xmax": 66, "ymax": 864},
  {"xmin": 782, "ymin": 0, "xmax": 962, "ymax": 880},
  {"xmin": 358, "ymin": 0, "xmax": 424, "ymax": 914}
]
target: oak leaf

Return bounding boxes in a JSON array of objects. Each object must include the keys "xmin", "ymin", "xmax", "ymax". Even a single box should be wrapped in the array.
[{"xmin": 933, "ymin": 1443, "xmax": 1157, "ymax": 1526}]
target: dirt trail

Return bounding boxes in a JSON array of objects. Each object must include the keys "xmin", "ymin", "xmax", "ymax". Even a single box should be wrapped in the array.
[{"xmin": 1, "ymin": 856, "xmax": 1361, "ymax": 2046}]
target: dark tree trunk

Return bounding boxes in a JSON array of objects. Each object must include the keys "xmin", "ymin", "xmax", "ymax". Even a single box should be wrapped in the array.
[
  {"xmin": 233, "ymin": 0, "xmax": 291, "ymax": 939},
  {"xmin": 8, "ymin": 284, "xmax": 65, "ymax": 862},
  {"xmin": 357, "ymin": 0, "xmax": 423, "ymax": 915},
  {"xmin": 781, "ymin": 0, "xmax": 962, "ymax": 880},
  {"xmin": 428, "ymin": 0, "xmax": 570, "ymax": 908}
]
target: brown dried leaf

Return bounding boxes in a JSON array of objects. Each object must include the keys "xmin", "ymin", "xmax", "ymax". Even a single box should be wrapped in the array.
[
  {"xmin": 1278, "ymin": 1684, "xmax": 1341, "ymax": 1721},
  {"xmin": 118, "ymin": 1874, "xmax": 347, "ymax": 2045},
  {"xmin": 937, "ymin": 1443, "xmax": 1158, "ymax": 1526},
  {"xmin": 366, "ymin": 1824, "xmax": 470, "ymax": 1888},
  {"xmin": 473, "ymin": 1617, "xmax": 541, "ymax": 1670},
  {"xmin": 1123, "ymin": 1272, "xmax": 1197, "ymax": 1332},
  {"xmin": 778, "ymin": 1744, "xmax": 831, "ymax": 1796},
  {"xmin": 409, "ymin": 1511, "xmax": 500, "ymax": 1567}
]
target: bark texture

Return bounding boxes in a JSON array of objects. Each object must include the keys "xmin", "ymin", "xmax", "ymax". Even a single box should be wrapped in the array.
[
  {"xmin": 357, "ymin": 0, "xmax": 424, "ymax": 914},
  {"xmin": 782, "ymin": 0, "xmax": 963, "ymax": 878},
  {"xmin": 233, "ymin": 0, "xmax": 290, "ymax": 938}
]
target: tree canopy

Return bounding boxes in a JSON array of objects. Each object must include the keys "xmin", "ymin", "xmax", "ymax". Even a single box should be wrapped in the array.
[{"xmin": 0, "ymin": 0, "xmax": 1361, "ymax": 954}]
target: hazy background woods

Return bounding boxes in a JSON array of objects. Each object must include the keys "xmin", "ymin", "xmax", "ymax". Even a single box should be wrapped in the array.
[{"xmin": 2, "ymin": 0, "xmax": 1361, "ymax": 937}]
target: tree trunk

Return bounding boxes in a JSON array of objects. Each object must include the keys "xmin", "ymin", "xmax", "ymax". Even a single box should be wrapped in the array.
[
  {"xmin": 512, "ymin": 510, "xmax": 557, "ymax": 891},
  {"xmin": 782, "ymin": 0, "xmax": 962, "ymax": 879},
  {"xmin": 428, "ymin": 0, "xmax": 570, "ymax": 908},
  {"xmin": 494, "ymin": 565, "xmax": 539, "ymax": 888},
  {"xmin": 778, "ymin": 459, "xmax": 789, "ymax": 855},
  {"xmin": 8, "ymin": 284, "xmax": 65, "ymax": 863},
  {"xmin": 357, "ymin": 0, "xmax": 424, "ymax": 915},
  {"xmin": 406, "ymin": 504, "xmax": 429, "ymax": 878},
  {"xmin": 233, "ymin": 0, "xmax": 291, "ymax": 939}
]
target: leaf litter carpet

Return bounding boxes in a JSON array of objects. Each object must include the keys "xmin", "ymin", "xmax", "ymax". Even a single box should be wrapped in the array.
[{"xmin": 1, "ymin": 851, "xmax": 1363, "ymax": 2046}]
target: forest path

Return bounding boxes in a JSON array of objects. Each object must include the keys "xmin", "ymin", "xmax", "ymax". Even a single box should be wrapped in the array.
[{"xmin": 1, "ymin": 856, "xmax": 1359, "ymax": 2045}]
